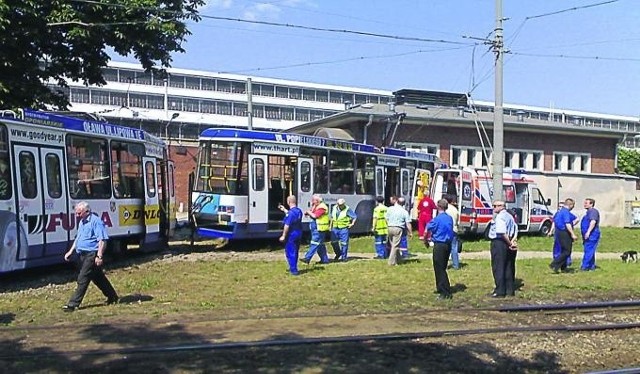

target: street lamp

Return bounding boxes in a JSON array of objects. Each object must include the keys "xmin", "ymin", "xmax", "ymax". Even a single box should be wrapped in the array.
[{"xmin": 164, "ymin": 112, "xmax": 180, "ymax": 141}]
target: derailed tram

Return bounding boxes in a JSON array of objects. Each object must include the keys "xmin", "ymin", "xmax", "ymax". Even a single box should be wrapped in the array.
[
  {"xmin": 191, "ymin": 128, "xmax": 440, "ymax": 240},
  {"xmin": 0, "ymin": 109, "xmax": 176, "ymax": 273}
]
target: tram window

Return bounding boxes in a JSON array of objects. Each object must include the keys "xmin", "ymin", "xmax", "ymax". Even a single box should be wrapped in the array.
[
  {"xmin": 66, "ymin": 135, "xmax": 111, "ymax": 199},
  {"xmin": 375, "ymin": 168, "xmax": 383, "ymax": 196},
  {"xmin": 45, "ymin": 153, "xmax": 62, "ymax": 199},
  {"xmin": 145, "ymin": 161, "xmax": 156, "ymax": 198},
  {"xmin": 0, "ymin": 126, "xmax": 11, "ymax": 199},
  {"xmin": 196, "ymin": 141, "xmax": 248, "ymax": 195},
  {"xmin": 329, "ymin": 151, "xmax": 354, "ymax": 194},
  {"xmin": 401, "ymin": 170, "xmax": 409, "ymax": 196},
  {"xmin": 355, "ymin": 155, "xmax": 375, "ymax": 195},
  {"xmin": 19, "ymin": 151, "xmax": 37, "ymax": 199},
  {"xmin": 252, "ymin": 158, "xmax": 265, "ymax": 191},
  {"xmin": 110, "ymin": 141, "xmax": 144, "ymax": 199},
  {"xmin": 300, "ymin": 161, "xmax": 311, "ymax": 192},
  {"xmin": 300, "ymin": 148, "xmax": 328, "ymax": 194}
]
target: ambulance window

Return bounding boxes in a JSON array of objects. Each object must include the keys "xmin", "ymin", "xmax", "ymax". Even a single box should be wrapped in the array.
[
  {"xmin": 504, "ymin": 186, "xmax": 515, "ymax": 203},
  {"xmin": 532, "ymin": 188, "xmax": 546, "ymax": 205}
]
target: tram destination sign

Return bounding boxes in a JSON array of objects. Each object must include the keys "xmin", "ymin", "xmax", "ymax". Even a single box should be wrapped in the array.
[
  {"xmin": 377, "ymin": 155, "xmax": 400, "ymax": 166},
  {"xmin": 23, "ymin": 109, "xmax": 144, "ymax": 141},
  {"xmin": 252, "ymin": 142, "xmax": 300, "ymax": 156}
]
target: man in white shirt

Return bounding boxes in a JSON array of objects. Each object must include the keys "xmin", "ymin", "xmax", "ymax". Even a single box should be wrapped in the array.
[{"xmin": 445, "ymin": 195, "xmax": 460, "ymax": 270}]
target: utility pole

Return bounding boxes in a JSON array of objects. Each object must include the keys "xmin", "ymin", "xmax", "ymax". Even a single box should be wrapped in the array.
[
  {"xmin": 492, "ymin": 0, "xmax": 505, "ymax": 202},
  {"xmin": 247, "ymin": 78, "xmax": 253, "ymax": 130}
]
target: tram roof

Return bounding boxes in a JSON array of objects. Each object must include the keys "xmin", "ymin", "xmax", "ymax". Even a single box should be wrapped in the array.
[
  {"xmin": 15, "ymin": 109, "xmax": 164, "ymax": 144},
  {"xmin": 199, "ymin": 128, "xmax": 440, "ymax": 164}
]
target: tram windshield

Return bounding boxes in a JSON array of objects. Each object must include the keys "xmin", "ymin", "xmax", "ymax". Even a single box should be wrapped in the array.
[{"xmin": 195, "ymin": 141, "xmax": 249, "ymax": 195}]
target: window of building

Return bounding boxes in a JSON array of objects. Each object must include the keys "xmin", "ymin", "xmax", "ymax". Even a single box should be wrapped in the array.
[
  {"xmin": 103, "ymin": 68, "xmax": 119, "ymax": 82},
  {"xmin": 354, "ymin": 94, "xmax": 367, "ymax": 104},
  {"xmin": 111, "ymin": 141, "xmax": 144, "ymax": 198},
  {"xmin": 261, "ymin": 84, "xmax": 274, "ymax": 97},
  {"xmin": 553, "ymin": 152, "xmax": 590, "ymax": 172},
  {"xmin": 310, "ymin": 110, "xmax": 323, "ymax": 121},
  {"xmin": 129, "ymin": 93, "xmax": 146, "ymax": 108},
  {"xmin": 451, "ymin": 147, "xmax": 461, "ymax": 166},
  {"xmin": 233, "ymin": 103, "xmax": 248, "ymax": 117},
  {"xmin": 265, "ymin": 106, "xmax": 280, "ymax": 120},
  {"xmin": 109, "ymin": 91, "xmax": 127, "ymax": 107},
  {"xmin": 289, "ymin": 88, "xmax": 302, "ymax": 100},
  {"xmin": 295, "ymin": 109, "xmax": 310, "ymax": 122},
  {"xmin": 66, "ymin": 135, "xmax": 111, "ymax": 199},
  {"xmin": 185, "ymin": 76, "xmax": 200, "ymax": 90},
  {"xmin": 281, "ymin": 107, "xmax": 294, "ymax": 121},
  {"xmin": 147, "ymin": 95, "xmax": 164, "ymax": 110},
  {"xmin": 303, "ymin": 89, "xmax": 315, "ymax": 101},
  {"xmin": 169, "ymin": 75, "xmax": 185, "ymax": 88},
  {"xmin": 397, "ymin": 142, "xmax": 440, "ymax": 157},
  {"xmin": 504, "ymin": 151, "xmax": 513, "ymax": 168},
  {"xmin": 252, "ymin": 105, "xmax": 264, "ymax": 118},
  {"xmin": 201, "ymin": 100, "xmax": 215, "ymax": 114},
  {"xmin": 89, "ymin": 89, "xmax": 109, "ymax": 105},
  {"xmin": 217, "ymin": 80, "xmax": 232, "ymax": 93},
  {"xmin": 168, "ymin": 96, "xmax": 182, "ymax": 112},
  {"xmin": 70, "ymin": 88, "xmax": 90, "ymax": 104},
  {"xmin": 202, "ymin": 78, "xmax": 215, "ymax": 91},
  {"xmin": 217, "ymin": 101, "xmax": 231, "ymax": 116},
  {"xmin": 119, "ymin": 69, "xmax": 136, "ymax": 83},
  {"xmin": 329, "ymin": 151, "xmax": 354, "ymax": 194},
  {"xmin": 231, "ymin": 81, "xmax": 245, "ymax": 94},
  {"xmin": 183, "ymin": 98, "xmax": 199, "ymax": 112},
  {"xmin": 316, "ymin": 90, "xmax": 328, "ymax": 102},
  {"xmin": 135, "ymin": 72, "xmax": 152, "ymax": 85},
  {"xmin": 276, "ymin": 86, "xmax": 288, "ymax": 99}
]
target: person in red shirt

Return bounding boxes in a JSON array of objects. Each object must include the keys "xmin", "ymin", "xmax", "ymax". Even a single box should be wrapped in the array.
[{"xmin": 417, "ymin": 190, "xmax": 436, "ymax": 241}]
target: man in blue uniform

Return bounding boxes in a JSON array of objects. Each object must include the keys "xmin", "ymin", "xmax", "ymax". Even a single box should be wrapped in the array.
[
  {"xmin": 487, "ymin": 200, "xmax": 518, "ymax": 297},
  {"xmin": 580, "ymin": 198, "xmax": 601, "ymax": 271},
  {"xmin": 549, "ymin": 198, "xmax": 578, "ymax": 273},
  {"xmin": 330, "ymin": 198, "xmax": 357, "ymax": 261},
  {"xmin": 426, "ymin": 199, "xmax": 454, "ymax": 299},
  {"xmin": 279, "ymin": 195, "xmax": 303, "ymax": 276}
]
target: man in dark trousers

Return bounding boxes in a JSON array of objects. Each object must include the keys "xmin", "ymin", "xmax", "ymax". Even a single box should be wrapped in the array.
[
  {"xmin": 549, "ymin": 198, "xmax": 578, "ymax": 273},
  {"xmin": 63, "ymin": 201, "xmax": 118, "ymax": 311},
  {"xmin": 426, "ymin": 199, "xmax": 454, "ymax": 300},
  {"xmin": 487, "ymin": 200, "xmax": 518, "ymax": 298},
  {"xmin": 580, "ymin": 198, "xmax": 601, "ymax": 271}
]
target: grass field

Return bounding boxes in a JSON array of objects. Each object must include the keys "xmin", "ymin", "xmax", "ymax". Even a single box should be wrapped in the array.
[{"xmin": 1, "ymin": 236, "xmax": 639, "ymax": 327}]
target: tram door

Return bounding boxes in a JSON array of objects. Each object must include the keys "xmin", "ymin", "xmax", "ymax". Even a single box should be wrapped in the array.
[
  {"xmin": 297, "ymin": 158, "xmax": 313, "ymax": 222},
  {"xmin": 399, "ymin": 167, "xmax": 412, "ymax": 211},
  {"xmin": 248, "ymin": 154, "xmax": 268, "ymax": 224},
  {"xmin": 142, "ymin": 157, "xmax": 160, "ymax": 244},
  {"xmin": 12, "ymin": 145, "xmax": 68, "ymax": 259}
]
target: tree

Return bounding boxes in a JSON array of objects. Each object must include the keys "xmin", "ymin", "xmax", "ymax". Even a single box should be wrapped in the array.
[
  {"xmin": 617, "ymin": 147, "xmax": 640, "ymax": 176},
  {"xmin": 0, "ymin": 0, "xmax": 204, "ymax": 109}
]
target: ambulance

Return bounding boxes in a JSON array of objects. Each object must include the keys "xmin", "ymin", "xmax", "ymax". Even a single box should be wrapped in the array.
[{"xmin": 430, "ymin": 167, "xmax": 554, "ymax": 236}]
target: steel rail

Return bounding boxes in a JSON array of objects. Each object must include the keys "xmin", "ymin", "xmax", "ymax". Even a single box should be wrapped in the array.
[{"xmin": 1, "ymin": 321, "xmax": 639, "ymax": 360}]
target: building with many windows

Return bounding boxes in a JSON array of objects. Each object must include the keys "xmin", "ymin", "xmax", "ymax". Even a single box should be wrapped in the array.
[{"xmin": 62, "ymin": 62, "xmax": 640, "ymax": 225}]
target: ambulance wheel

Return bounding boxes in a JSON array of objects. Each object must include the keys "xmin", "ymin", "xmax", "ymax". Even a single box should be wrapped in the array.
[{"xmin": 539, "ymin": 221, "xmax": 552, "ymax": 236}]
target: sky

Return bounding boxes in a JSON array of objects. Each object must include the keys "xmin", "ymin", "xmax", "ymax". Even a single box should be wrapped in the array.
[{"xmin": 116, "ymin": 0, "xmax": 640, "ymax": 117}]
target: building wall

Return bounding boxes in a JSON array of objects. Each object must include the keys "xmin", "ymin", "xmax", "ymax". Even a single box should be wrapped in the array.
[
  {"xmin": 168, "ymin": 143, "xmax": 199, "ymax": 212},
  {"xmin": 348, "ymin": 121, "xmax": 616, "ymax": 174}
]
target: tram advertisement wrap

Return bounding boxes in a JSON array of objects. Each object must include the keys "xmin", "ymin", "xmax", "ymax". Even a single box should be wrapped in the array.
[{"xmin": 119, "ymin": 205, "xmax": 161, "ymax": 226}]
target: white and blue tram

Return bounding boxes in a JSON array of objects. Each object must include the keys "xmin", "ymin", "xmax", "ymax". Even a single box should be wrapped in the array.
[
  {"xmin": 0, "ymin": 109, "xmax": 176, "ymax": 273},
  {"xmin": 191, "ymin": 129, "xmax": 440, "ymax": 240}
]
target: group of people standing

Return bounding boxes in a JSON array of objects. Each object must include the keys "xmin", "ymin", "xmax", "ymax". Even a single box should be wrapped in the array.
[
  {"xmin": 278, "ymin": 194, "xmax": 357, "ymax": 276},
  {"xmin": 549, "ymin": 197, "xmax": 601, "ymax": 273}
]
